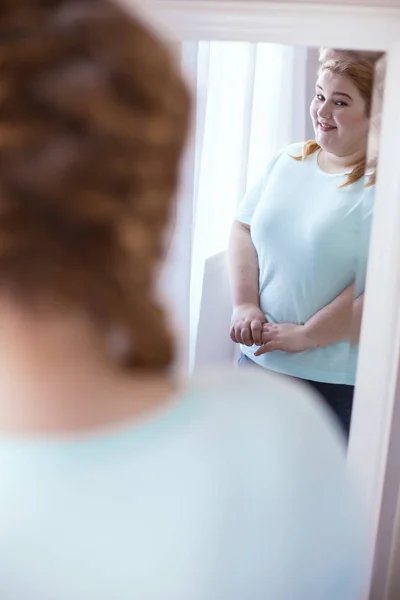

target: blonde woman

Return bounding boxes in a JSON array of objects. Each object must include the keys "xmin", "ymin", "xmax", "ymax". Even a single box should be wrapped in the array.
[
  {"xmin": 0, "ymin": 5, "xmax": 369, "ymax": 600},
  {"xmin": 230, "ymin": 49, "xmax": 382, "ymax": 439}
]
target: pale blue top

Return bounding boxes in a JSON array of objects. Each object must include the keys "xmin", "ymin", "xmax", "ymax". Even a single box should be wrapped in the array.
[
  {"xmin": 236, "ymin": 142, "xmax": 374, "ymax": 385},
  {"xmin": 0, "ymin": 369, "xmax": 368, "ymax": 600}
]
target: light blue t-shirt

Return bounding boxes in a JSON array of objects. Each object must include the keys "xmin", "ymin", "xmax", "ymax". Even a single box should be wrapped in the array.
[
  {"xmin": 236, "ymin": 142, "xmax": 374, "ymax": 385},
  {"xmin": 0, "ymin": 369, "xmax": 368, "ymax": 600}
]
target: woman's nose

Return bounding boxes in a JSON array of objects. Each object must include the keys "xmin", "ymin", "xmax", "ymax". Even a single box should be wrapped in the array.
[{"xmin": 318, "ymin": 102, "xmax": 331, "ymax": 120}]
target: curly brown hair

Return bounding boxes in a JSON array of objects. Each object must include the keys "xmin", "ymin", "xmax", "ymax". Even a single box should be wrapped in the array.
[
  {"xmin": 0, "ymin": 0, "xmax": 191, "ymax": 371},
  {"xmin": 292, "ymin": 48, "xmax": 384, "ymax": 188}
]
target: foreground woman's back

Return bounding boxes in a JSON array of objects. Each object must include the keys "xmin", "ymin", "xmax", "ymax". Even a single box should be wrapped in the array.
[
  {"xmin": 0, "ymin": 369, "xmax": 368, "ymax": 600},
  {"xmin": 0, "ymin": 1, "xmax": 369, "ymax": 598}
]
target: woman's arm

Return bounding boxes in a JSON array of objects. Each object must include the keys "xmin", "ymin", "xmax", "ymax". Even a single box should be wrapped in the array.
[
  {"xmin": 255, "ymin": 282, "xmax": 363, "ymax": 356},
  {"xmin": 228, "ymin": 221, "xmax": 260, "ymax": 308},
  {"xmin": 228, "ymin": 220, "xmax": 266, "ymax": 346},
  {"xmin": 303, "ymin": 282, "xmax": 363, "ymax": 348}
]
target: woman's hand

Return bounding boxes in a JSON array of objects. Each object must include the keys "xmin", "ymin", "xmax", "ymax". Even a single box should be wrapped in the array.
[
  {"xmin": 254, "ymin": 323, "xmax": 314, "ymax": 356},
  {"xmin": 230, "ymin": 303, "xmax": 267, "ymax": 347}
]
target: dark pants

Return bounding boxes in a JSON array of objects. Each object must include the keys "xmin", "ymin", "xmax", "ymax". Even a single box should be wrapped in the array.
[{"xmin": 238, "ymin": 353, "xmax": 354, "ymax": 440}]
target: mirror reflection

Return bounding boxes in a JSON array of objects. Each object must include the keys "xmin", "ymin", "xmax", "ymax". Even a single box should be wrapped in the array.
[{"xmin": 182, "ymin": 43, "xmax": 385, "ymax": 441}]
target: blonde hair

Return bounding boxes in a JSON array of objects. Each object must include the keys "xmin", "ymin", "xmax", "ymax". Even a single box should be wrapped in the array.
[
  {"xmin": 292, "ymin": 48, "xmax": 384, "ymax": 187},
  {"xmin": 0, "ymin": 1, "xmax": 191, "ymax": 371}
]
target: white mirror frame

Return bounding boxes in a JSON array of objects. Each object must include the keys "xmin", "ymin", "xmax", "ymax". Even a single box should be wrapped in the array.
[{"xmin": 149, "ymin": 2, "xmax": 400, "ymax": 598}]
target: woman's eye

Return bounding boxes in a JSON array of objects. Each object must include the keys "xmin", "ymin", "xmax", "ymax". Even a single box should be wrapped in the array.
[{"xmin": 315, "ymin": 94, "xmax": 347, "ymax": 107}]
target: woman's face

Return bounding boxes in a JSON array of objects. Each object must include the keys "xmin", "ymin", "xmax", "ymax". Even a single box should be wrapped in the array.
[{"xmin": 310, "ymin": 70, "xmax": 370, "ymax": 157}]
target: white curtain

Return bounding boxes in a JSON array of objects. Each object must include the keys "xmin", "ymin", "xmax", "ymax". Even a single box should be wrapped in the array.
[{"xmin": 165, "ymin": 42, "xmax": 309, "ymax": 375}]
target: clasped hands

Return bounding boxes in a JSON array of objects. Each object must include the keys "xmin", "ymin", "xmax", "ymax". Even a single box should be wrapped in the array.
[{"xmin": 230, "ymin": 303, "xmax": 315, "ymax": 356}]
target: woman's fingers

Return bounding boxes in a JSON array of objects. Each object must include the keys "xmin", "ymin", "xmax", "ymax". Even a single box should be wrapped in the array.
[
  {"xmin": 231, "ymin": 319, "xmax": 266, "ymax": 346},
  {"xmin": 232, "ymin": 322, "xmax": 247, "ymax": 345},
  {"xmin": 254, "ymin": 341, "xmax": 277, "ymax": 357},
  {"xmin": 261, "ymin": 327, "xmax": 274, "ymax": 344},
  {"xmin": 251, "ymin": 319, "xmax": 263, "ymax": 346},
  {"xmin": 241, "ymin": 324, "xmax": 253, "ymax": 346},
  {"xmin": 256, "ymin": 325, "xmax": 278, "ymax": 356}
]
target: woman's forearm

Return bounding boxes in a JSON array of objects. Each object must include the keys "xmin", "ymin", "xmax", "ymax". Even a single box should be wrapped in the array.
[
  {"xmin": 303, "ymin": 282, "xmax": 364, "ymax": 348},
  {"xmin": 228, "ymin": 220, "xmax": 260, "ymax": 308}
]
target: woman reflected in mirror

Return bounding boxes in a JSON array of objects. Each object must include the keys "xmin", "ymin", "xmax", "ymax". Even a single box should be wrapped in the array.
[{"xmin": 229, "ymin": 48, "xmax": 384, "ymax": 439}]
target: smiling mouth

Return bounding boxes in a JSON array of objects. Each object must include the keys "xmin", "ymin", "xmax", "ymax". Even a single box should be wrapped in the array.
[{"xmin": 318, "ymin": 122, "xmax": 337, "ymax": 132}]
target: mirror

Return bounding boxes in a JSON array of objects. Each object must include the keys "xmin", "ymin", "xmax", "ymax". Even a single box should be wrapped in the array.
[{"xmin": 177, "ymin": 41, "xmax": 386, "ymax": 442}]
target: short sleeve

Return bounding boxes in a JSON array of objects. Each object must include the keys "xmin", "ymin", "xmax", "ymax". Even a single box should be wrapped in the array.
[
  {"xmin": 235, "ymin": 150, "xmax": 284, "ymax": 225},
  {"xmin": 235, "ymin": 174, "xmax": 267, "ymax": 225},
  {"xmin": 235, "ymin": 146, "xmax": 295, "ymax": 225}
]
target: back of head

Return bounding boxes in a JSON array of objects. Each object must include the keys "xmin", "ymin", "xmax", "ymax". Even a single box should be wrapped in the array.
[{"xmin": 0, "ymin": 0, "xmax": 191, "ymax": 371}]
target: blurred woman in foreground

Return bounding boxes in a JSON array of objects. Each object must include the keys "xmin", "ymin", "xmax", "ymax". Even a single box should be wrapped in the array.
[{"xmin": 0, "ymin": 1, "xmax": 369, "ymax": 599}]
